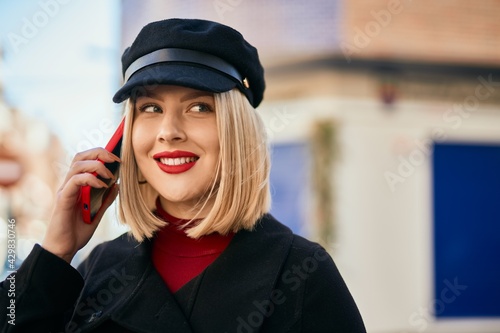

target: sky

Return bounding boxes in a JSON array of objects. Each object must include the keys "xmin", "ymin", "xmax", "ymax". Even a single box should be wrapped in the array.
[{"xmin": 0, "ymin": 0, "xmax": 122, "ymax": 156}]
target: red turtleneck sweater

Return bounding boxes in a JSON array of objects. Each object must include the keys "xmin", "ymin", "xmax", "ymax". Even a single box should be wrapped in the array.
[{"xmin": 152, "ymin": 200, "xmax": 234, "ymax": 293}]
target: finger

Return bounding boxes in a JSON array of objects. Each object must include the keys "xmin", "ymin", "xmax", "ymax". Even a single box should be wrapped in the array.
[
  {"xmin": 72, "ymin": 148, "xmax": 121, "ymax": 164},
  {"xmin": 91, "ymin": 183, "xmax": 119, "ymax": 223},
  {"xmin": 61, "ymin": 149, "xmax": 121, "ymax": 185},
  {"xmin": 64, "ymin": 160, "xmax": 117, "ymax": 185},
  {"xmin": 75, "ymin": 160, "xmax": 117, "ymax": 179},
  {"xmin": 58, "ymin": 173, "xmax": 110, "ymax": 206}
]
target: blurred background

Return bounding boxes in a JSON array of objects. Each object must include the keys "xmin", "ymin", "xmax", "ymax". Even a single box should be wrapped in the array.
[{"xmin": 1, "ymin": 0, "xmax": 500, "ymax": 332}]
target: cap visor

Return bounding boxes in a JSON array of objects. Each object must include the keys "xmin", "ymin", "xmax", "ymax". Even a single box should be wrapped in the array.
[{"xmin": 113, "ymin": 63, "xmax": 238, "ymax": 103}]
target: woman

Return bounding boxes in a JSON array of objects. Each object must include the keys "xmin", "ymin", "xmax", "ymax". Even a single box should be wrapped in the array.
[{"xmin": 1, "ymin": 18, "xmax": 366, "ymax": 332}]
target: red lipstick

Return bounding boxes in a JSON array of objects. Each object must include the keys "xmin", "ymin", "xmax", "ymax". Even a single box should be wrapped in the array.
[{"xmin": 153, "ymin": 150, "xmax": 199, "ymax": 174}]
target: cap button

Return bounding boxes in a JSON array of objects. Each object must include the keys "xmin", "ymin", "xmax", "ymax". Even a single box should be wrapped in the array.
[{"xmin": 243, "ymin": 78, "xmax": 250, "ymax": 89}]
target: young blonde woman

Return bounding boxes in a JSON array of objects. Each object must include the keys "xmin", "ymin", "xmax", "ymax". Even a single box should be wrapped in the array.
[{"xmin": 1, "ymin": 19, "xmax": 366, "ymax": 332}]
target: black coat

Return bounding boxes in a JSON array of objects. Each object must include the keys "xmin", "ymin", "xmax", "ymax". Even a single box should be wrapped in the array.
[{"xmin": 1, "ymin": 214, "xmax": 366, "ymax": 332}]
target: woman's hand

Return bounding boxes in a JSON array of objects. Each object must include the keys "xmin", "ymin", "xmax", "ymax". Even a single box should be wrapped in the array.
[{"xmin": 42, "ymin": 148, "xmax": 121, "ymax": 263}]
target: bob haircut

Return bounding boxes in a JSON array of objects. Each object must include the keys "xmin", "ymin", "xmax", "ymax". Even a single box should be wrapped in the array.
[{"xmin": 118, "ymin": 88, "xmax": 271, "ymax": 241}]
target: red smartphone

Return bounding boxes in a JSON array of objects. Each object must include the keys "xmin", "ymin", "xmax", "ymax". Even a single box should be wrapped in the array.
[{"xmin": 81, "ymin": 117, "xmax": 125, "ymax": 224}]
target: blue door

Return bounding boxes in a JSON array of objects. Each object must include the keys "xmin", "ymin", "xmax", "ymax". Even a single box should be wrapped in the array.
[{"xmin": 433, "ymin": 142, "xmax": 500, "ymax": 317}]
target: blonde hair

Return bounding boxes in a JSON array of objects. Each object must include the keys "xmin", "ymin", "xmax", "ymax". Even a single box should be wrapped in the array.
[{"xmin": 118, "ymin": 88, "xmax": 271, "ymax": 241}]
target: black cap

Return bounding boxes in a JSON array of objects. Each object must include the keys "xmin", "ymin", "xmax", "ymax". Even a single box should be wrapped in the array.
[{"xmin": 113, "ymin": 18, "xmax": 265, "ymax": 108}]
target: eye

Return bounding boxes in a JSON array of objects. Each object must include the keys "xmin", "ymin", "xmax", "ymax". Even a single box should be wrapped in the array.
[
  {"xmin": 189, "ymin": 103, "xmax": 213, "ymax": 113},
  {"xmin": 139, "ymin": 104, "xmax": 162, "ymax": 113}
]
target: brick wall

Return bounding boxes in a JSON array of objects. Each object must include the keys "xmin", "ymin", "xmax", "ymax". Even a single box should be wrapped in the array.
[
  {"xmin": 341, "ymin": 0, "xmax": 500, "ymax": 66},
  {"xmin": 121, "ymin": 0, "xmax": 500, "ymax": 67}
]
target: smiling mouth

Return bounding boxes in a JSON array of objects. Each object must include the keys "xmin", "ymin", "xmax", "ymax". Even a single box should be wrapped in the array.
[{"xmin": 158, "ymin": 157, "xmax": 199, "ymax": 166}]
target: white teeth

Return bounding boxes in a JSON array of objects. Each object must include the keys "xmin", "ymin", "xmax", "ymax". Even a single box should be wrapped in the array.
[{"xmin": 159, "ymin": 157, "xmax": 197, "ymax": 166}]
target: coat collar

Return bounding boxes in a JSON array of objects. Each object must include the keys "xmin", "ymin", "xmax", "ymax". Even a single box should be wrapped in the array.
[
  {"xmin": 73, "ymin": 214, "xmax": 293, "ymax": 333},
  {"xmin": 180, "ymin": 214, "xmax": 294, "ymax": 332}
]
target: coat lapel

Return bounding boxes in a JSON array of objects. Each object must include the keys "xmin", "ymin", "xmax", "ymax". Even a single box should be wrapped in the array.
[
  {"xmin": 185, "ymin": 214, "xmax": 294, "ymax": 333},
  {"xmin": 111, "ymin": 263, "xmax": 193, "ymax": 332},
  {"xmin": 72, "ymin": 214, "xmax": 293, "ymax": 333},
  {"xmin": 72, "ymin": 237, "xmax": 194, "ymax": 333}
]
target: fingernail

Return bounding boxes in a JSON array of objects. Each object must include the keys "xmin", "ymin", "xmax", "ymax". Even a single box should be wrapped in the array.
[{"xmin": 108, "ymin": 151, "xmax": 121, "ymax": 162}]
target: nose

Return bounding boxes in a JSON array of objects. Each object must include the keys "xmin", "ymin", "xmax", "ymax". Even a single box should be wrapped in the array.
[{"xmin": 156, "ymin": 112, "xmax": 186, "ymax": 143}]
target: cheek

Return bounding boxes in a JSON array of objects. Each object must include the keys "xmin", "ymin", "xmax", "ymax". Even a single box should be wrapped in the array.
[
  {"xmin": 205, "ymin": 123, "xmax": 220, "ymax": 154},
  {"xmin": 131, "ymin": 124, "xmax": 152, "ymax": 158},
  {"xmin": 208, "ymin": 132, "xmax": 220, "ymax": 154}
]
